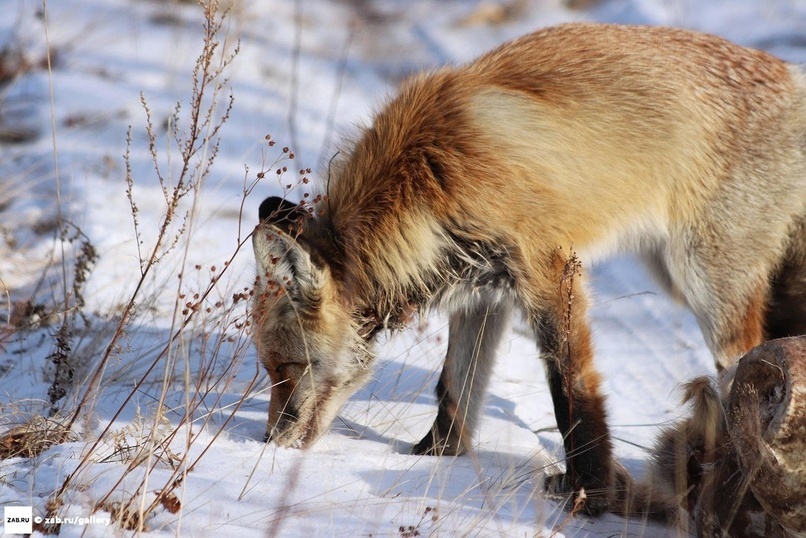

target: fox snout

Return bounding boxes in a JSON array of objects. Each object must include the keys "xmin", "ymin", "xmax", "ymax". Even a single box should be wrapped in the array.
[
  {"xmin": 264, "ymin": 377, "xmax": 313, "ymax": 448},
  {"xmin": 262, "ymin": 370, "xmax": 345, "ymax": 449},
  {"xmin": 263, "ymin": 403, "xmax": 302, "ymax": 445}
]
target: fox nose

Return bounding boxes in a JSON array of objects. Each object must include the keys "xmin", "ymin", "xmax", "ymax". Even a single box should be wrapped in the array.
[
  {"xmin": 264, "ymin": 405, "xmax": 300, "ymax": 443},
  {"xmin": 265, "ymin": 424, "xmax": 282, "ymax": 444}
]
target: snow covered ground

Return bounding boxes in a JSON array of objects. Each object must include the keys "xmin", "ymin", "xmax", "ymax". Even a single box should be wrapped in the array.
[{"xmin": 2, "ymin": 0, "xmax": 806, "ymax": 536}]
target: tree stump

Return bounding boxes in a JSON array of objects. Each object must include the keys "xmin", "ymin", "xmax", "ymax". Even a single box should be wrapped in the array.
[
  {"xmin": 726, "ymin": 336, "xmax": 806, "ymax": 535},
  {"xmin": 647, "ymin": 336, "xmax": 806, "ymax": 537}
]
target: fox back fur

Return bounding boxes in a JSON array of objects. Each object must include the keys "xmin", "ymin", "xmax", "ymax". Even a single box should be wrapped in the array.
[{"xmin": 252, "ymin": 23, "xmax": 806, "ymax": 517}]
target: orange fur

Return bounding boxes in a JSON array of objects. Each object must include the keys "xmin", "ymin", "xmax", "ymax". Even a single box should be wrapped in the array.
[
  {"xmin": 719, "ymin": 284, "xmax": 768, "ymax": 366},
  {"xmin": 253, "ymin": 23, "xmax": 806, "ymax": 518}
]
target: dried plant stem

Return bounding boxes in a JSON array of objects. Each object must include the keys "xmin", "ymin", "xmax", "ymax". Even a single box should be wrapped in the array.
[
  {"xmin": 54, "ymin": 1, "xmax": 238, "ymax": 508},
  {"xmin": 558, "ymin": 248, "xmax": 581, "ymax": 476}
]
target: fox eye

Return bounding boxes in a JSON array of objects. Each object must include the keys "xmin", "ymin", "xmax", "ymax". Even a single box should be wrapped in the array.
[
  {"xmin": 275, "ymin": 360, "xmax": 319, "ymax": 374},
  {"xmin": 275, "ymin": 362, "xmax": 298, "ymax": 375}
]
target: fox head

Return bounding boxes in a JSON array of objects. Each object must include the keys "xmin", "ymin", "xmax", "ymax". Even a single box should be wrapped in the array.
[{"xmin": 251, "ymin": 197, "xmax": 374, "ymax": 448}]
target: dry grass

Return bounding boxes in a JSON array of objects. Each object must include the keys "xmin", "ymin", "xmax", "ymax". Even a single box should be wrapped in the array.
[
  {"xmin": 0, "ymin": 2, "xmax": 680, "ymax": 536},
  {"xmin": 0, "ymin": 415, "xmax": 74, "ymax": 459},
  {"xmin": 0, "ymin": 0, "xmax": 276, "ymax": 532},
  {"xmin": 0, "ymin": 28, "xmax": 48, "ymax": 144}
]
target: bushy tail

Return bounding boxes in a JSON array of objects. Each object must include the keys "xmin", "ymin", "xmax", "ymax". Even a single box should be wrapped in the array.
[
  {"xmin": 622, "ymin": 375, "xmax": 729, "ymax": 529},
  {"xmin": 607, "ymin": 460, "xmax": 684, "ymax": 526}
]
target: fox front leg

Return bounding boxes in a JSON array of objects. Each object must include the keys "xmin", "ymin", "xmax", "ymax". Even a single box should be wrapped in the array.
[{"xmin": 413, "ymin": 296, "xmax": 510, "ymax": 456}]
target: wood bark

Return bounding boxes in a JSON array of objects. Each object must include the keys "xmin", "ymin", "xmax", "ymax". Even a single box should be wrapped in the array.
[{"xmin": 726, "ymin": 336, "xmax": 806, "ymax": 536}]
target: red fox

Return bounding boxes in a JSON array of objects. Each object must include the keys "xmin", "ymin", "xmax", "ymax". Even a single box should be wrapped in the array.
[{"xmin": 251, "ymin": 23, "xmax": 806, "ymax": 516}]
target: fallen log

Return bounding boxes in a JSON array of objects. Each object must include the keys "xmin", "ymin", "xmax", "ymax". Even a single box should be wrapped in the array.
[
  {"xmin": 727, "ymin": 337, "xmax": 806, "ymax": 535},
  {"xmin": 647, "ymin": 336, "xmax": 806, "ymax": 537}
]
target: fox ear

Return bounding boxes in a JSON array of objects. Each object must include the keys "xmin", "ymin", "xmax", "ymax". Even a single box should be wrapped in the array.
[
  {"xmin": 259, "ymin": 196, "xmax": 307, "ymax": 235},
  {"xmin": 252, "ymin": 223, "xmax": 326, "ymax": 309}
]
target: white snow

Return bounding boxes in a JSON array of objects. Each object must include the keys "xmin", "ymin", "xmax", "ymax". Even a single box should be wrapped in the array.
[{"xmin": 1, "ymin": 0, "xmax": 804, "ymax": 536}]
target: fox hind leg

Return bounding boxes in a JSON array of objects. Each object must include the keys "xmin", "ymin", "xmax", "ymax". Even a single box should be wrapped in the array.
[
  {"xmin": 665, "ymin": 237, "xmax": 771, "ymax": 370},
  {"xmin": 766, "ymin": 215, "xmax": 806, "ymax": 339}
]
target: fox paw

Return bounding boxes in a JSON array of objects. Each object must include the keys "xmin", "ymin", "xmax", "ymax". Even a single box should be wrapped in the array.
[
  {"xmin": 411, "ymin": 429, "xmax": 465, "ymax": 456},
  {"xmin": 544, "ymin": 471, "xmax": 609, "ymax": 517}
]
